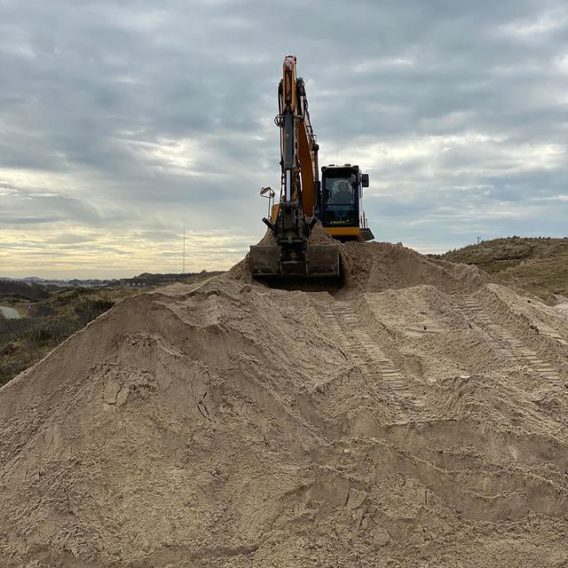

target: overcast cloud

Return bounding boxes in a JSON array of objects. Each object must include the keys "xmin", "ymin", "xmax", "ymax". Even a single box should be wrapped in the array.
[{"xmin": 1, "ymin": 0, "xmax": 567, "ymax": 278}]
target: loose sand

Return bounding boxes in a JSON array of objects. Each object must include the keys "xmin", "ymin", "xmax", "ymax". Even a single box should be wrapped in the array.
[{"xmin": 1, "ymin": 237, "xmax": 567, "ymax": 567}]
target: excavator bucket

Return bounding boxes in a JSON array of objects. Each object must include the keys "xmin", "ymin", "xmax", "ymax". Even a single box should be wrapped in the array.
[{"xmin": 250, "ymin": 244, "xmax": 340, "ymax": 279}]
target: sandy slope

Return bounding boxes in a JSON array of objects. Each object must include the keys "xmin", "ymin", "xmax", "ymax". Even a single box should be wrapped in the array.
[
  {"xmin": 0, "ymin": 241, "xmax": 567, "ymax": 567},
  {"xmin": 0, "ymin": 307, "xmax": 20, "ymax": 320}
]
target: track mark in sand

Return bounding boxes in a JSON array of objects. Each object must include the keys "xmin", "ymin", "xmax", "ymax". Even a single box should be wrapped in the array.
[
  {"xmin": 533, "ymin": 322, "xmax": 567, "ymax": 346},
  {"xmin": 314, "ymin": 297, "xmax": 423, "ymax": 417},
  {"xmin": 456, "ymin": 296, "xmax": 564, "ymax": 388}
]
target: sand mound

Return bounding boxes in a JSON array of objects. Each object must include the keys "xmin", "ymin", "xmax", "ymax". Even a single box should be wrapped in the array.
[
  {"xmin": 1, "ymin": 244, "xmax": 568, "ymax": 567},
  {"xmin": 231, "ymin": 224, "xmax": 487, "ymax": 295},
  {"xmin": 340, "ymin": 241, "xmax": 487, "ymax": 294}
]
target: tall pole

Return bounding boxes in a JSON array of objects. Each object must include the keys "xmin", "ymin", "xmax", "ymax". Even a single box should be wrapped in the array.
[{"xmin": 182, "ymin": 228, "xmax": 186, "ymax": 273}]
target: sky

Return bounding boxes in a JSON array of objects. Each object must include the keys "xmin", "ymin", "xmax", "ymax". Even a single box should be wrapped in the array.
[{"xmin": 1, "ymin": 0, "xmax": 567, "ymax": 278}]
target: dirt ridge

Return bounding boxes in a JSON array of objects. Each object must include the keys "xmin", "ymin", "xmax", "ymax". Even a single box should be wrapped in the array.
[{"xmin": 1, "ymin": 240, "xmax": 567, "ymax": 567}]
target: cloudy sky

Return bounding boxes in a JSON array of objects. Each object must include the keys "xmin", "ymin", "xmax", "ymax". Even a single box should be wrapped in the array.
[{"xmin": 1, "ymin": 0, "xmax": 567, "ymax": 278}]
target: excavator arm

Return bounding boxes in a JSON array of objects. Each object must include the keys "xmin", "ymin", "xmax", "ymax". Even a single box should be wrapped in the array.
[{"xmin": 278, "ymin": 55, "xmax": 319, "ymax": 216}]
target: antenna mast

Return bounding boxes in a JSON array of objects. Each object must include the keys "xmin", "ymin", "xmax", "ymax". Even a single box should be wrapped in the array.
[{"xmin": 182, "ymin": 229, "xmax": 186, "ymax": 273}]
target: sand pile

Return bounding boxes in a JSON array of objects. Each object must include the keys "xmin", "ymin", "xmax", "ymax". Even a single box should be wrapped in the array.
[
  {"xmin": 232, "ymin": 224, "xmax": 487, "ymax": 295},
  {"xmin": 1, "ymin": 240, "xmax": 568, "ymax": 567}
]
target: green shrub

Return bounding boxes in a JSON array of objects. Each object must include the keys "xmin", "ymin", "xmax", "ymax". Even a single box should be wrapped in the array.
[{"xmin": 74, "ymin": 298, "xmax": 114, "ymax": 324}]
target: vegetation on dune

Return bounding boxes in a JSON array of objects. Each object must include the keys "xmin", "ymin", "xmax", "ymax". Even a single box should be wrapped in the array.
[
  {"xmin": 0, "ymin": 288, "xmax": 135, "ymax": 386},
  {"xmin": 0, "ymin": 280, "xmax": 50, "ymax": 302},
  {"xmin": 0, "ymin": 272, "xmax": 220, "ymax": 386},
  {"xmin": 432, "ymin": 236, "xmax": 568, "ymax": 301}
]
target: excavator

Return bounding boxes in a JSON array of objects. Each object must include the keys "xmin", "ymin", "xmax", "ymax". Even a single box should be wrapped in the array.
[{"xmin": 250, "ymin": 55, "xmax": 373, "ymax": 279}]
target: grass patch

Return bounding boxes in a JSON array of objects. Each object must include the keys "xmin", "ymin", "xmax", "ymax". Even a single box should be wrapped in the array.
[{"xmin": 434, "ymin": 236, "xmax": 568, "ymax": 301}]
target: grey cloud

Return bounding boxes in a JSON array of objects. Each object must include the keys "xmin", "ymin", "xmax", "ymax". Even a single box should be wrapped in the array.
[
  {"xmin": 1, "ymin": 0, "xmax": 567, "ymax": 276},
  {"xmin": 45, "ymin": 234, "xmax": 96, "ymax": 244},
  {"xmin": 0, "ymin": 187, "xmax": 103, "ymax": 226}
]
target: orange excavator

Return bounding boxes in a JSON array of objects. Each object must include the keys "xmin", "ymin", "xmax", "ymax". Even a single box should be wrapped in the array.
[{"xmin": 250, "ymin": 55, "xmax": 373, "ymax": 279}]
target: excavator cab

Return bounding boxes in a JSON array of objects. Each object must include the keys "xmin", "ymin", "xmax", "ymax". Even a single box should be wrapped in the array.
[{"xmin": 318, "ymin": 165, "xmax": 374, "ymax": 242}]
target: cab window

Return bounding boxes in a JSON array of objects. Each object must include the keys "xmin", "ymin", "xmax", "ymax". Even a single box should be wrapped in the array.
[{"xmin": 325, "ymin": 177, "xmax": 355, "ymax": 205}]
